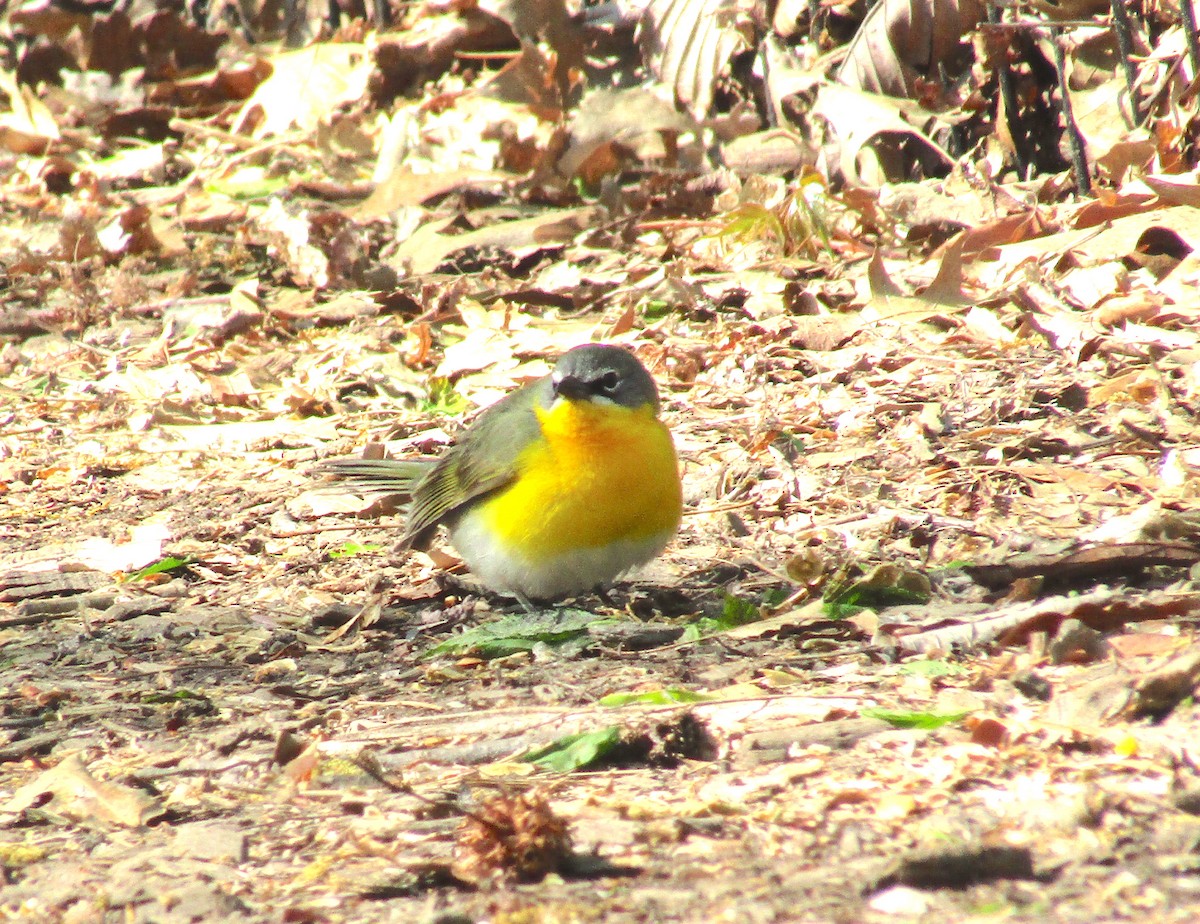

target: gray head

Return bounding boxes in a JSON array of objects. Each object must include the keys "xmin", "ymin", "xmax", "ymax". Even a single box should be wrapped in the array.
[{"xmin": 550, "ymin": 344, "xmax": 661, "ymax": 413}]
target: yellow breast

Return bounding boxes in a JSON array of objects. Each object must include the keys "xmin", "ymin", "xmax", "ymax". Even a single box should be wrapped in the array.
[{"xmin": 479, "ymin": 398, "xmax": 682, "ymax": 560}]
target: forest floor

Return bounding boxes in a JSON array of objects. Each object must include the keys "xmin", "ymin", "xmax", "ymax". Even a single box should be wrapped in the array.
[{"xmin": 3, "ymin": 2, "xmax": 1200, "ymax": 922}]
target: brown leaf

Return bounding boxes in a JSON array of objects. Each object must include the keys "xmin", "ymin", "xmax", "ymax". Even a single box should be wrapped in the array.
[
  {"xmin": 559, "ymin": 88, "xmax": 698, "ymax": 182},
  {"xmin": 890, "ymin": 589, "xmax": 1200, "ymax": 654},
  {"xmin": 390, "ymin": 207, "xmax": 602, "ymax": 276},
  {"xmin": 0, "ymin": 70, "xmax": 60, "ymax": 154},
  {"xmin": 836, "ymin": 0, "xmax": 987, "ymax": 101},
  {"xmin": 1108, "ymin": 633, "xmax": 1188, "ymax": 658},
  {"xmin": 640, "ymin": 0, "xmax": 752, "ymax": 119},
  {"xmin": 963, "ymin": 542, "xmax": 1200, "ymax": 590},
  {"xmin": 478, "ymin": 0, "xmax": 585, "ymax": 99},
  {"xmin": 810, "ymin": 83, "xmax": 955, "ymax": 186},
  {"xmin": 357, "ymin": 167, "xmax": 509, "ymax": 218},
  {"xmin": 1129, "ymin": 648, "xmax": 1200, "ymax": 720},
  {"xmin": 5, "ymin": 754, "xmax": 163, "ymax": 827},
  {"xmin": 966, "ymin": 716, "xmax": 1008, "ymax": 747},
  {"xmin": 233, "ymin": 44, "xmax": 371, "ymax": 139}
]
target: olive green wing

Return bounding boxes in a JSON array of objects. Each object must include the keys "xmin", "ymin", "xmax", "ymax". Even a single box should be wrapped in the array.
[{"xmin": 402, "ymin": 376, "xmax": 552, "ymax": 548}]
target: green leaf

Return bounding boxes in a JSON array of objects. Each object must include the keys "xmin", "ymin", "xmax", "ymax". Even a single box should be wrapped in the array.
[
  {"xmin": 599, "ymin": 687, "xmax": 712, "ymax": 707},
  {"xmin": 821, "ymin": 601, "xmax": 864, "ymax": 620},
  {"xmin": 142, "ymin": 689, "xmax": 207, "ymax": 704},
  {"xmin": 328, "ymin": 541, "xmax": 382, "ymax": 559},
  {"xmin": 861, "ymin": 707, "xmax": 970, "ymax": 729},
  {"xmin": 824, "ymin": 582, "xmax": 929, "ymax": 611},
  {"xmin": 680, "ymin": 619, "xmax": 716, "ymax": 642},
  {"xmin": 759, "ymin": 587, "xmax": 791, "ymax": 608},
  {"xmin": 420, "ymin": 377, "xmax": 468, "ymax": 417},
  {"xmin": 821, "ymin": 563, "xmax": 932, "ymax": 618},
  {"xmin": 715, "ymin": 203, "xmax": 786, "ymax": 248},
  {"xmin": 681, "ymin": 593, "xmax": 764, "ymax": 641},
  {"xmin": 640, "ymin": 299, "xmax": 673, "ymax": 321},
  {"xmin": 522, "ymin": 726, "xmax": 623, "ymax": 772},
  {"xmin": 722, "ymin": 593, "xmax": 761, "ymax": 625},
  {"xmin": 425, "ymin": 610, "xmax": 617, "ymax": 659},
  {"xmin": 897, "ymin": 660, "xmax": 968, "ymax": 678},
  {"xmin": 204, "ymin": 170, "xmax": 288, "ymax": 200},
  {"xmin": 127, "ymin": 556, "xmax": 195, "ymax": 582}
]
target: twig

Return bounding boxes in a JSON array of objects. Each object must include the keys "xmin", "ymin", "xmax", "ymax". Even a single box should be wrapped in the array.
[
  {"xmin": 986, "ymin": 3, "xmax": 1028, "ymax": 180},
  {"xmin": 1050, "ymin": 29, "xmax": 1092, "ymax": 195},
  {"xmin": 126, "ymin": 294, "xmax": 232, "ymax": 317},
  {"xmin": 682, "ymin": 499, "xmax": 757, "ymax": 517},
  {"xmin": 1108, "ymin": 0, "xmax": 1142, "ymax": 124},
  {"xmin": 168, "ymin": 118, "xmax": 266, "ymax": 152},
  {"xmin": 979, "ymin": 18, "xmax": 1130, "ymax": 30},
  {"xmin": 272, "ymin": 522, "xmax": 407, "ymax": 537},
  {"xmin": 0, "ymin": 591, "xmax": 117, "ymax": 628},
  {"xmin": 0, "ymin": 609, "xmax": 88, "ymax": 630},
  {"xmin": 1181, "ymin": 0, "xmax": 1200, "ymax": 80}
]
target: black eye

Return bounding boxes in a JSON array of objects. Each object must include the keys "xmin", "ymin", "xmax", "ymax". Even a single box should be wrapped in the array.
[{"xmin": 598, "ymin": 371, "xmax": 620, "ymax": 393}]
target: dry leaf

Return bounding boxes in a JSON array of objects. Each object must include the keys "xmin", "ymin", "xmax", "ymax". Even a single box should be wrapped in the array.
[
  {"xmin": 5, "ymin": 754, "xmax": 163, "ymax": 827},
  {"xmin": 640, "ymin": 0, "xmax": 752, "ymax": 119},
  {"xmin": 837, "ymin": 0, "xmax": 986, "ymax": 100},
  {"xmin": 234, "ymin": 44, "xmax": 371, "ymax": 138},
  {"xmin": 0, "ymin": 69, "xmax": 60, "ymax": 153},
  {"xmin": 391, "ymin": 207, "xmax": 602, "ymax": 275}
]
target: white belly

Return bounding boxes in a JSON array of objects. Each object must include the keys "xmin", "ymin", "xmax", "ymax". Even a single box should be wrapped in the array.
[{"xmin": 449, "ymin": 508, "xmax": 674, "ymax": 601}]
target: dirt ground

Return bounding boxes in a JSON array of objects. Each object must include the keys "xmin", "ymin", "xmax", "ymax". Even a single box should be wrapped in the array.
[
  {"xmin": 3, "ymin": 314, "xmax": 1200, "ymax": 923},
  {"xmin": 4, "ymin": 2, "xmax": 1200, "ymax": 921}
]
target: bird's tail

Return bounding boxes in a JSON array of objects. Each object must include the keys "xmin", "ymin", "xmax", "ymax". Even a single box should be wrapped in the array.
[{"xmin": 318, "ymin": 457, "xmax": 435, "ymax": 498}]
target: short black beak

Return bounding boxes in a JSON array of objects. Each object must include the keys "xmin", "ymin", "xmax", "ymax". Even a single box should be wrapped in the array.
[{"xmin": 553, "ymin": 375, "xmax": 591, "ymax": 401}]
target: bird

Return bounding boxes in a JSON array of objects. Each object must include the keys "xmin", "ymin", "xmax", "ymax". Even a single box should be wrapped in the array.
[{"xmin": 322, "ymin": 343, "xmax": 683, "ymax": 606}]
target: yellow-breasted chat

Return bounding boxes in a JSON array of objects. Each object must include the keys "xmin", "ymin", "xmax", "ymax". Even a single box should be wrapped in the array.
[{"xmin": 323, "ymin": 344, "xmax": 683, "ymax": 604}]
